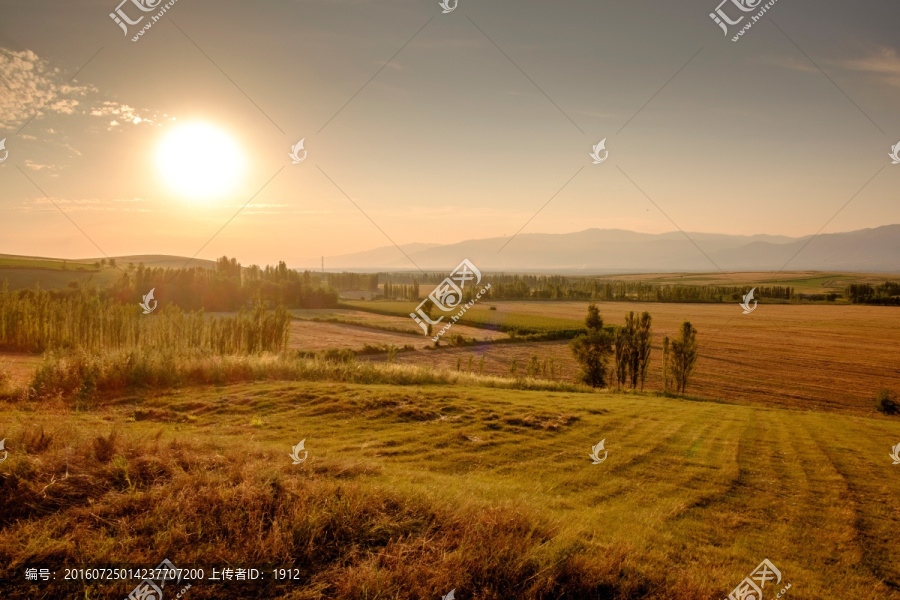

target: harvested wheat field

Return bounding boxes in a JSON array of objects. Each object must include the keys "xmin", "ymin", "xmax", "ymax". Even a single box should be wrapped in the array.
[
  {"xmin": 288, "ymin": 319, "xmax": 429, "ymax": 351},
  {"xmin": 290, "ymin": 308, "xmax": 509, "ymax": 343},
  {"xmin": 382, "ymin": 301, "xmax": 900, "ymax": 416}
]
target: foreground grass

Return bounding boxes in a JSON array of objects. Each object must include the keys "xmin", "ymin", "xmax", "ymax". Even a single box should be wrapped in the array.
[{"xmin": 1, "ymin": 381, "xmax": 899, "ymax": 599}]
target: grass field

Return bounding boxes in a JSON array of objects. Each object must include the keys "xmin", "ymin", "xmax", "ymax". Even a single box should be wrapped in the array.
[
  {"xmin": 584, "ymin": 271, "xmax": 900, "ymax": 295},
  {"xmin": 289, "ymin": 309, "xmax": 509, "ymax": 343},
  {"xmin": 345, "ymin": 301, "xmax": 585, "ymax": 336},
  {"xmin": 1, "ymin": 380, "xmax": 898, "ymax": 598},
  {"xmin": 0, "ymin": 254, "xmax": 216, "ymax": 291}
]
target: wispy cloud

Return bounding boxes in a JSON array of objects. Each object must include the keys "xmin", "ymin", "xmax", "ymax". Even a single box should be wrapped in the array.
[
  {"xmin": 20, "ymin": 197, "xmax": 153, "ymax": 212},
  {"xmin": 0, "ymin": 48, "xmax": 168, "ymax": 132},
  {"xmin": 837, "ymin": 46, "xmax": 900, "ymax": 88},
  {"xmin": 0, "ymin": 48, "xmax": 96, "ymax": 128},
  {"xmin": 763, "ymin": 45, "xmax": 900, "ymax": 88}
]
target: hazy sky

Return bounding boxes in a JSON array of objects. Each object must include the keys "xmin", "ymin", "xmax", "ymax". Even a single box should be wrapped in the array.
[{"xmin": 1, "ymin": 0, "xmax": 898, "ymax": 268}]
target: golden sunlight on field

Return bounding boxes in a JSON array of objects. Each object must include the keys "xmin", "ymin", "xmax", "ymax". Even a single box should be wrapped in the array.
[{"xmin": 384, "ymin": 302, "xmax": 900, "ymax": 415}]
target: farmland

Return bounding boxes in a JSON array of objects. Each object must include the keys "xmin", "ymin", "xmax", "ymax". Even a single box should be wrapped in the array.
[
  {"xmin": 345, "ymin": 301, "xmax": 585, "ymax": 336},
  {"xmin": 338, "ymin": 300, "xmax": 900, "ymax": 416},
  {"xmin": 1, "ymin": 270, "xmax": 899, "ymax": 599}
]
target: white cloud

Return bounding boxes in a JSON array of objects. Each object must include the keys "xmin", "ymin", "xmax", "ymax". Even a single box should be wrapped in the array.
[
  {"xmin": 0, "ymin": 48, "xmax": 168, "ymax": 132},
  {"xmin": 0, "ymin": 49, "xmax": 96, "ymax": 129}
]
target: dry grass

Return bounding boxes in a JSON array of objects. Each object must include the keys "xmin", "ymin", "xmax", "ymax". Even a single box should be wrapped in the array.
[
  {"xmin": 20, "ymin": 349, "xmax": 583, "ymax": 402},
  {"xmin": 1, "ymin": 381, "xmax": 898, "ymax": 598},
  {"xmin": 291, "ymin": 308, "xmax": 509, "ymax": 342},
  {"xmin": 288, "ymin": 319, "xmax": 430, "ymax": 351},
  {"xmin": 0, "ymin": 352, "xmax": 44, "ymax": 389}
]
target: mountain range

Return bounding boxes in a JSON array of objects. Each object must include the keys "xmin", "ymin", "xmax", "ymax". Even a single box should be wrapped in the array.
[{"xmin": 318, "ymin": 225, "xmax": 900, "ymax": 273}]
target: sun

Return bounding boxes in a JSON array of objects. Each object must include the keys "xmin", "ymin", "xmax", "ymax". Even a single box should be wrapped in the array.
[{"xmin": 157, "ymin": 122, "xmax": 244, "ymax": 199}]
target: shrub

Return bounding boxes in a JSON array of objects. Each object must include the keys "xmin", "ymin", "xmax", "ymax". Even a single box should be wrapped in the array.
[
  {"xmin": 93, "ymin": 431, "xmax": 118, "ymax": 463},
  {"xmin": 875, "ymin": 389, "xmax": 899, "ymax": 415},
  {"xmin": 319, "ymin": 348, "xmax": 357, "ymax": 363}
]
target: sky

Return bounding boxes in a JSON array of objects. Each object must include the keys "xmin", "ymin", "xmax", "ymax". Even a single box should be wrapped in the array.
[{"xmin": 0, "ymin": 0, "xmax": 898, "ymax": 269}]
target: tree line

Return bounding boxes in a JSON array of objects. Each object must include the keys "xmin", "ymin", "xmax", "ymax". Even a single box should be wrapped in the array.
[
  {"xmin": 325, "ymin": 272, "xmax": 380, "ymax": 292},
  {"xmin": 483, "ymin": 277, "xmax": 793, "ymax": 303},
  {"xmin": 846, "ymin": 282, "xmax": 900, "ymax": 305},
  {"xmin": 0, "ymin": 285, "xmax": 290, "ymax": 354},
  {"xmin": 570, "ymin": 304, "xmax": 698, "ymax": 394},
  {"xmin": 108, "ymin": 256, "xmax": 338, "ymax": 311},
  {"xmin": 382, "ymin": 280, "xmax": 421, "ymax": 301}
]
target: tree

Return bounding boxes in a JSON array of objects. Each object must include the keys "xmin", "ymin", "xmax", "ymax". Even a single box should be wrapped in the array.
[
  {"xmin": 662, "ymin": 336, "xmax": 672, "ymax": 393},
  {"xmin": 571, "ymin": 305, "xmax": 613, "ymax": 388},
  {"xmin": 875, "ymin": 389, "xmax": 899, "ymax": 415},
  {"xmin": 571, "ymin": 329, "xmax": 614, "ymax": 388},
  {"xmin": 614, "ymin": 325, "xmax": 631, "ymax": 391},
  {"xmin": 670, "ymin": 321, "xmax": 698, "ymax": 394},
  {"xmin": 635, "ymin": 312, "xmax": 652, "ymax": 391},
  {"xmin": 585, "ymin": 303, "xmax": 604, "ymax": 331},
  {"xmin": 614, "ymin": 311, "xmax": 652, "ymax": 391}
]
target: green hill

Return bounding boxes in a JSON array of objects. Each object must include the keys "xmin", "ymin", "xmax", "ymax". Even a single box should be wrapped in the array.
[
  {"xmin": 0, "ymin": 254, "xmax": 216, "ymax": 290},
  {"xmin": 1, "ymin": 378, "xmax": 897, "ymax": 598}
]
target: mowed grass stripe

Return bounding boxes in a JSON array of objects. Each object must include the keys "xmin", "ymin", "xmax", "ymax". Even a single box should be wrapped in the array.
[{"xmin": 801, "ymin": 416, "xmax": 900, "ymax": 593}]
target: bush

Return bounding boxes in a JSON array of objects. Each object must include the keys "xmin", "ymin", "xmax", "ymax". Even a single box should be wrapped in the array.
[
  {"xmin": 319, "ymin": 348, "xmax": 357, "ymax": 363},
  {"xmin": 875, "ymin": 389, "xmax": 899, "ymax": 415}
]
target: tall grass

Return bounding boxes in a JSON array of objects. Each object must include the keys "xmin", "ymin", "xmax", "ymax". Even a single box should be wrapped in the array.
[{"xmin": 0, "ymin": 286, "xmax": 289, "ymax": 354}]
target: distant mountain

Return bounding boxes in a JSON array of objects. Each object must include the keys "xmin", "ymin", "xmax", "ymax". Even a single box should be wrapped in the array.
[{"xmin": 320, "ymin": 225, "xmax": 900, "ymax": 273}]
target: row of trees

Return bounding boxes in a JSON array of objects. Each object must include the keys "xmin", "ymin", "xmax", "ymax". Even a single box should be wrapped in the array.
[
  {"xmin": 570, "ymin": 304, "xmax": 698, "ymax": 394},
  {"xmin": 108, "ymin": 256, "xmax": 338, "ymax": 311},
  {"xmin": 846, "ymin": 282, "xmax": 900, "ymax": 305},
  {"xmin": 0, "ymin": 285, "xmax": 290, "ymax": 354},
  {"xmin": 383, "ymin": 281, "xmax": 421, "ymax": 301},
  {"xmin": 361, "ymin": 272, "xmax": 800, "ymax": 304},
  {"xmin": 325, "ymin": 272, "xmax": 379, "ymax": 292},
  {"xmin": 447, "ymin": 274, "xmax": 793, "ymax": 304}
]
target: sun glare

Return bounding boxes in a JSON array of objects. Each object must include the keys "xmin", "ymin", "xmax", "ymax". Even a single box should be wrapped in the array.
[{"xmin": 157, "ymin": 122, "xmax": 243, "ymax": 199}]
